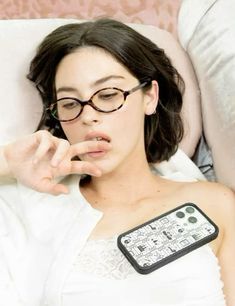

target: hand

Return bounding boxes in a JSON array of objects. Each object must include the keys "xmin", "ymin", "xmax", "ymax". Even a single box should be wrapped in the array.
[{"xmin": 3, "ymin": 130, "xmax": 111, "ymax": 195}]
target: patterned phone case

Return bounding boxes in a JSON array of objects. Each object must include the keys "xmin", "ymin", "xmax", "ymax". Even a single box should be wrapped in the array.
[{"xmin": 117, "ymin": 203, "xmax": 219, "ymax": 274}]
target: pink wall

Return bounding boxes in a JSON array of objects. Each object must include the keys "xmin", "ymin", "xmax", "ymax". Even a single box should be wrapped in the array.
[{"xmin": 0, "ymin": 0, "xmax": 181, "ymax": 37}]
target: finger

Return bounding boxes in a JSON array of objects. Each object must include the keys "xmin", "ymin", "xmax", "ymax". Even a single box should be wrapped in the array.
[
  {"xmin": 33, "ymin": 132, "xmax": 54, "ymax": 163},
  {"xmin": 50, "ymin": 139, "xmax": 71, "ymax": 167},
  {"xmin": 35, "ymin": 177, "xmax": 69, "ymax": 195},
  {"xmin": 49, "ymin": 183, "xmax": 69, "ymax": 195},
  {"xmin": 69, "ymin": 160, "xmax": 102, "ymax": 177},
  {"xmin": 69, "ymin": 140, "xmax": 112, "ymax": 158},
  {"xmin": 33, "ymin": 132, "xmax": 58, "ymax": 164}
]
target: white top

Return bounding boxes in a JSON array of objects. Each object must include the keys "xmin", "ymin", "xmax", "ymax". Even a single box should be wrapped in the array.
[
  {"xmin": 0, "ymin": 151, "xmax": 225, "ymax": 306},
  {"xmin": 63, "ymin": 235, "xmax": 225, "ymax": 306}
]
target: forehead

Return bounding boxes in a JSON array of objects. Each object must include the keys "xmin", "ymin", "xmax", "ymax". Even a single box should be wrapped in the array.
[{"xmin": 55, "ymin": 46, "xmax": 133, "ymax": 87}]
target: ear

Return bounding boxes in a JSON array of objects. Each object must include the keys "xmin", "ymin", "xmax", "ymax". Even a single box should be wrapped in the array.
[{"xmin": 144, "ymin": 80, "xmax": 159, "ymax": 115}]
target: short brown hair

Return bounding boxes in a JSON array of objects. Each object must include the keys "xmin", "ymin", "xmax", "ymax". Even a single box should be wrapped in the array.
[{"xmin": 28, "ymin": 18, "xmax": 184, "ymax": 162}]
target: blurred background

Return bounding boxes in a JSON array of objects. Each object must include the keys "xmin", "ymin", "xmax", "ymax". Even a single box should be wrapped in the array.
[{"xmin": 0, "ymin": 0, "xmax": 181, "ymax": 37}]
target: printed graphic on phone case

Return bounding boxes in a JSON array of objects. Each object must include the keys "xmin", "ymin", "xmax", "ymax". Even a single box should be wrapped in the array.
[{"xmin": 117, "ymin": 203, "xmax": 218, "ymax": 274}]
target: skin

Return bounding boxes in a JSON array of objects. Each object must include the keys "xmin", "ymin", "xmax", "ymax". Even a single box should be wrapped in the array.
[
  {"xmin": 56, "ymin": 47, "xmax": 158, "ymax": 174},
  {"xmin": 1, "ymin": 46, "xmax": 235, "ymax": 304}
]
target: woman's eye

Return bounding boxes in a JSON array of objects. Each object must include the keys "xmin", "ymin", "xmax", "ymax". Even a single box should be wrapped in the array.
[
  {"xmin": 98, "ymin": 91, "xmax": 118, "ymax": 100},
  {"xmin": 61, "ymin": 100, "xmax": 78, "ymax": 109}
]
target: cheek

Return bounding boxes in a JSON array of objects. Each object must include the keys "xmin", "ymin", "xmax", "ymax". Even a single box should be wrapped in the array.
[
  {"xmin": 61, "ymin": 122, "xmax": 83, "ymax": 144},
  {"xmin": 113, "ymin": 104, "xmax": 145, "ymax": 144}
]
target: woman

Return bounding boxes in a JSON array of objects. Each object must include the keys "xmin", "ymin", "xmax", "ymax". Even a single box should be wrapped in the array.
[{"xmin": 0, "ymin": 18, "xmax": 234, "ymax": 306}]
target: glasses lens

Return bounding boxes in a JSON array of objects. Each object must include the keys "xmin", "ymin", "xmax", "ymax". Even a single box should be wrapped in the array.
[
  {"xmin": 92, "ymin": 88, "xmax": 124, "ymax": 112},
  {"xmin": 51, "ymin": 98, "xmax": 82, "ymax": 121}
]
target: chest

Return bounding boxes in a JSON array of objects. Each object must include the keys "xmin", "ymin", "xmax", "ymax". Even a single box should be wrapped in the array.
[
  {"xmin": 62, "ymin": 238, "xmax": 225, "ymax": 306},
  {"xmin": 87, "ymin": 200, "xmax": 220, "ymax": 256},
  {"xmin": 87, "ymin": 199, "xmax": 172, "ymax": 240}
]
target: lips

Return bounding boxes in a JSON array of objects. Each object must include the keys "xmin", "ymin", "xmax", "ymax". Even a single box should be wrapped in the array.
[
  {"xmin": 84, "ymin": 131, "xmax": 111, "ymax": 143},
  {"xmin": 83, "ymin": 131, "xmax": 111, "ymax": 158}
]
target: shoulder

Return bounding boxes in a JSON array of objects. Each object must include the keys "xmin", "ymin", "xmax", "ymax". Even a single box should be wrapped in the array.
[
  {"xmin": 182, "ymin": 180, "xmax": 235, "ymax": 231},
  {"xmin": 175, "ymin": 180, "xmax": 235, "ymax": 255},
  {"xmin": 185, "ymin": 180, "xmax": 235, "ymax": 209}
]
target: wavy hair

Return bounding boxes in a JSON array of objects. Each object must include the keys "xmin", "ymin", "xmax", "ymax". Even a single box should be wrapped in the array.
[{"xmin": 27, "ymin": 18, "xmax": 184, "ymax": 162}]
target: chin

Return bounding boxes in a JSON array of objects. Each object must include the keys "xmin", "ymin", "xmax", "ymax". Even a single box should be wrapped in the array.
[{"xmin": 80, "ymin": 155, "xmax": 114, "ymax": 172}]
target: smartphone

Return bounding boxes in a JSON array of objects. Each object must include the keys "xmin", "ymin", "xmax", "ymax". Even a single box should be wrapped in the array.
[{"xmin": 117, "ymin": 203, "xmax": 219, "ymax": 274}]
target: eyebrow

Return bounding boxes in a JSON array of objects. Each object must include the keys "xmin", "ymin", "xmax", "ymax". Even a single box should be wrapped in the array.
[
  {"xmin": 93, "ymin": 75, "xmax": 125, "ymax": 86},
  {"xmin": 56, "ymin": 86, "xmax": 78, "ymax": 94},
  {"xmin": 56, "ymin": 75, "xmax": 125, "ymax": 94}
]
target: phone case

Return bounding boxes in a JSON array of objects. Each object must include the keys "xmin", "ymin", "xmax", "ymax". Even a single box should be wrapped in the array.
[{"xmin": 117, "ymin": 203, "xmax": 219, "ymax": 274}]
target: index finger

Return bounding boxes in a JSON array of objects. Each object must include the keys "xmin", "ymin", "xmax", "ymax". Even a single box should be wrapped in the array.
[{"xmin": 68, "ymin": 140, "xmax": 112, "ymax": 158}]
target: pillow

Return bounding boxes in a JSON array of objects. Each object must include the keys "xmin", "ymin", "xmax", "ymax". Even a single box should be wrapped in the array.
[
  {"xmin": 0, "ymin": 19, "xmax": 75, "ymax": 145},
  {"xmin": 0, "ymin": 18, "xmax": 201, "ymax": 158},
  {"xmin": 178, "ymin": 0, "xmax": 235, "ymax": 190}
]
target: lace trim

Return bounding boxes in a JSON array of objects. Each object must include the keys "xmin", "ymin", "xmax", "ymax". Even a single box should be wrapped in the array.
[{"xmin": 71, "ymin": 236, "xmax": 136, "ymax": 280}]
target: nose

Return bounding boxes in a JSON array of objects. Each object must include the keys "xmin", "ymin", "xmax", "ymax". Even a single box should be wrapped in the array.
[{"xmin": 80, "ymin": 103, "xmax": 101, "ymax": 125}]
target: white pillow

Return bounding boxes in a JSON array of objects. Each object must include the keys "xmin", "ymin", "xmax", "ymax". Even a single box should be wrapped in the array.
[
  {"xmin": 178, "ymin": 0, "xmax": 235, "ymax": 190},
  {"xmin": 0, "ymin": 19, "xmax": 76, "ymax": 145},
  {"xmin": 0, "ymin": 18, "xmax": 201, "ymax": 158}
]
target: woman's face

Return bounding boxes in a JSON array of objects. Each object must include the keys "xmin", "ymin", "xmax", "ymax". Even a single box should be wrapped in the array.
[{"xmin": 55, "ymin": 46, "xmax": 157, "ymax": 174}]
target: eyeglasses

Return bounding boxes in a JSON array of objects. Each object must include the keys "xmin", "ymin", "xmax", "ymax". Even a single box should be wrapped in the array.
[{"xmin": 47, "ymin": 79, "xmax": 151, "ymax": 122}]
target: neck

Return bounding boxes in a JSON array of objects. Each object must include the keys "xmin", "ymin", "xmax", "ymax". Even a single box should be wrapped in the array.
[{"xmin": 80, "ymin": 157, "xmax": 159, "ymax": 210}]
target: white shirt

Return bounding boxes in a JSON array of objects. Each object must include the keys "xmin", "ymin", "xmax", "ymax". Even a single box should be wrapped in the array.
[
  {"xmin": 63, "ymin": 234, "xmax": 225, "ymax": 306},
  {"xmin": 0, "ymin": 151, "xmax": 226, "ymax": 306}
]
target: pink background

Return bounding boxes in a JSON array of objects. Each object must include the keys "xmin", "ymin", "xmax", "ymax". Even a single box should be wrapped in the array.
[{"xmin": 0, "ymin": 0, "xmax": 181, "ymax": 37}]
